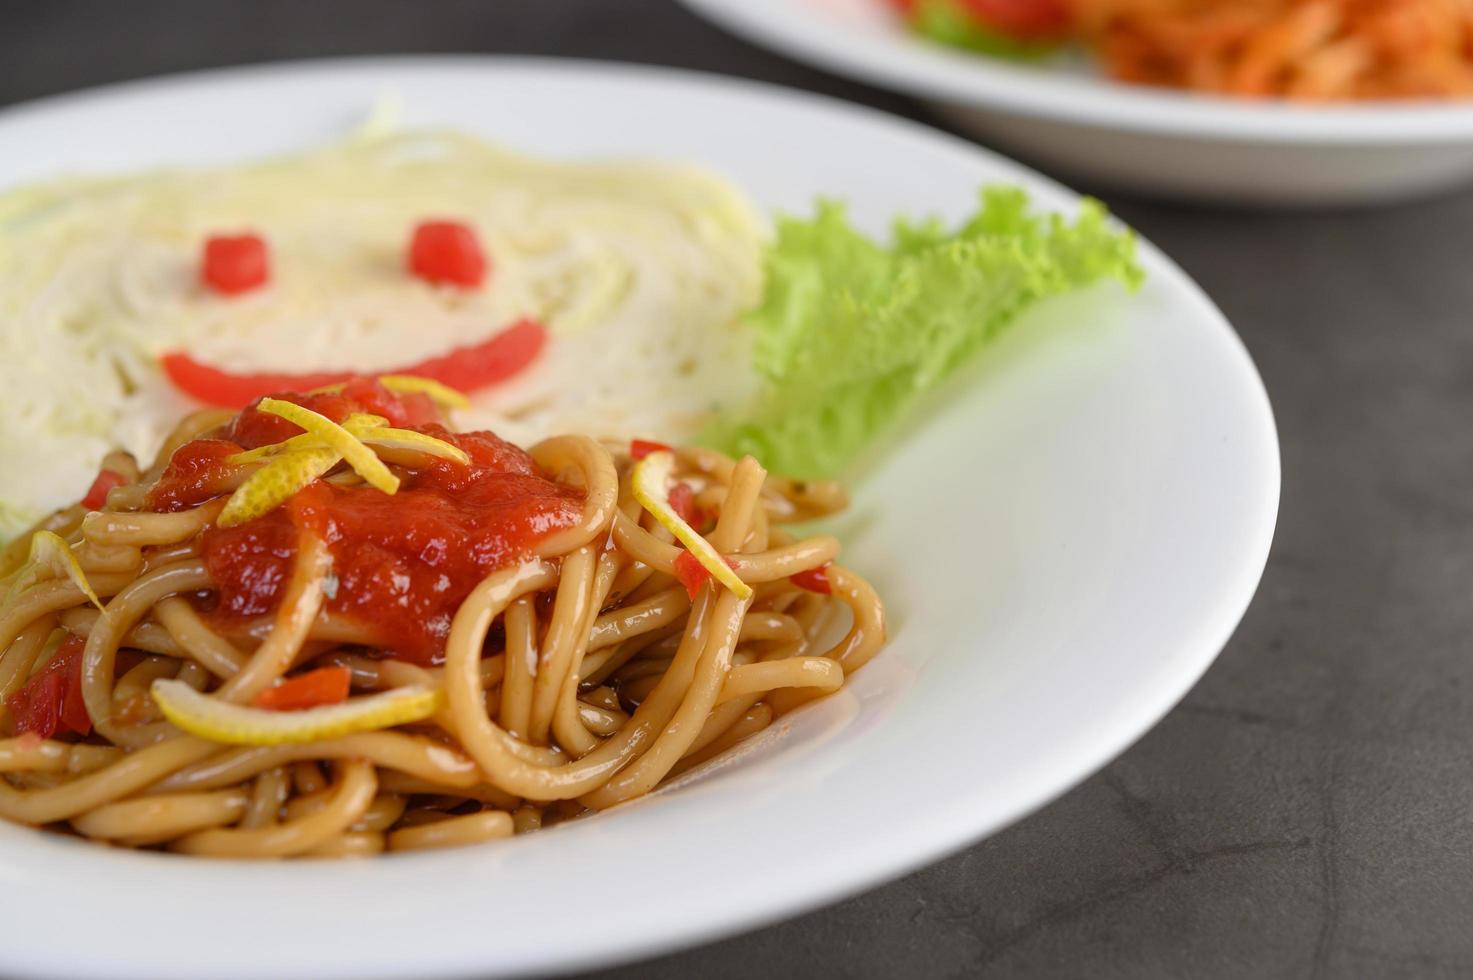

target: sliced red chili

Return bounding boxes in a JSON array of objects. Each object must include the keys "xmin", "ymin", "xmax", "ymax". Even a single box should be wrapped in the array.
[
  {"xmin": 673, "ymin": 551, "xmax": 711, "ymax": 600},
  {"xmin": 667, "ymin": 482, "xmax": 703, "ymax": 529},
  {"xmin": 790, "ymin": 563, "xmax": 833, "ymax": 595},
  {"xmin": 630, "ymin": 439, "xmax": 673, "ymax": 461},
  {"xmin": 6, "ymin": 636, "xmax": 92, "ymax": 739},
  {"xmin": 253, "ymin": 666, "xmax": 353, "ymax": 712},
  {"xmin": 82, "ymin": 469, "xmax": 127, "ymax": 510},
  {"xmin": 672, "ymin": 551, "xmax": 741, "ymax": 601}
]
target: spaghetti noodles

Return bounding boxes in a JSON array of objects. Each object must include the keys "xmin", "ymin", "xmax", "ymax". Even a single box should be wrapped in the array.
[
  {"xmin": 897, "ymin": 0, "xmax": 1473, "ymax": 100},
  {"xmin": 1077, "ymin": 0, "xmax": 1473, "ymax": 100},
  {"xmin": 0, "ymin": 381, "xmax": 884, "ymax": 857}
]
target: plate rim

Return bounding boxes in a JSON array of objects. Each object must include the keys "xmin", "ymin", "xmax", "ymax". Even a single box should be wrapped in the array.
[
  {"xmin": 681, "ymin": 0, "xmax": 1473, "ymax": 144},
  {"xmin": 0, "ymin": 54, "xmax": 1281, "ymax": 980}
]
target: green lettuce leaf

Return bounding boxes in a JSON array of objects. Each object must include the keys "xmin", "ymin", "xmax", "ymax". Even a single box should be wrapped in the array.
[
  {"xmin": 702, "ymin": 187, "xmax": 1144, "ymax": 477},
  {"xmin": 907, "ymin": 0, "xmax": 1064, "ymax": 60}
]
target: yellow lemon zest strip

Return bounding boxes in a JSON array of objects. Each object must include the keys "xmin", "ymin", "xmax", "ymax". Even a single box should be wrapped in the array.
[
  {"xmin": 31, "ymin": 531, "xmax": 104, "ymax": 611},
  {"xmin": 256, "ymin": 399, "xmax": 398, "ymax": 495},
  {"xmin": 631, "ymin": 451, "xmax": 752, "ymax": 600},
  {"xmin": 377, "ymin": 375, "xmax": 470, "ymax": 410},
  {"xmin": 227, "ymin": 414, "xmax": 389, "ymax": 466},
  {"xmin": 151, "ymin": 679, "xmax": 441, "ymax": 746},
  {"xmin": 358, "ymin": 428, "xmax": 469, "ymax": 464},
  {"xmin": 228, "ymin": 436, "xmax": 312, "ymax": 465},
  {"xmin": 342, "ymin": 413, "xmax": 390, "ymax": 434},
  {"xmin": 217, "ymin": 447, "xmax": 341, "ymax": 529},
  {"xmin": 305, "ymin": 375, "xmax": 466, "ymax": 411}
]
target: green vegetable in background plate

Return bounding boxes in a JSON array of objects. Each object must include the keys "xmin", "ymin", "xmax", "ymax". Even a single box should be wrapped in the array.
[{"xmin": 906, "ymin": 0, "xmax": 1068, "ymax": 60}]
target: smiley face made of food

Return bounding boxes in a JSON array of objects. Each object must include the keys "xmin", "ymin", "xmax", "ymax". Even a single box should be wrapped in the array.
[{"xmin": 0, "ymin": 130, "xmax": 765, "ymax": 537}]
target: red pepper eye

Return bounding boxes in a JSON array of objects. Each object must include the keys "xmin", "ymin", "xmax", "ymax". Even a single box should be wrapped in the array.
[
  {"xmin": 202, "ymin": 233, "xmax": 270, "ymax": 295},
  {"xmin": 408, "ymin": 220, "xmax": 488, "ymax": 288}
]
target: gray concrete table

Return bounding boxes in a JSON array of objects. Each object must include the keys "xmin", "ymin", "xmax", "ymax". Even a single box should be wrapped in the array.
[{"xmin": 5, "ymin": 2, "xmax": 1471, "ymax": 977}]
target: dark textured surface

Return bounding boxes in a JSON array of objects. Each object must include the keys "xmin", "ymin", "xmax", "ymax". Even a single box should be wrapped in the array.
[{"xmin": 5, "ymin": 2, "xmax": 1472, "ymax": 977}]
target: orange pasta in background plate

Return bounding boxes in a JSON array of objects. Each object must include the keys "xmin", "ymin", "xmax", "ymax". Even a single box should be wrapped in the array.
[
  {"xmin": 1077, "ymin": 0, "xmax": 1473, "ymax": 99},
  {"xmin": 896, "ymin": 0, "xmax": 1473, "ymax": 100}
]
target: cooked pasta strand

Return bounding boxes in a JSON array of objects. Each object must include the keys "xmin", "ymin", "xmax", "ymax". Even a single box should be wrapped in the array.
[{"xmin": 0, "ymin": 409, "xmax": 884, "ymax": 858}]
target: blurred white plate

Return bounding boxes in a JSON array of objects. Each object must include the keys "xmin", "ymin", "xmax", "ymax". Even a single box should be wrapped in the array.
[
  {"xmin": 0, "ymin": 57, "xmax": 1278, "ymax": 980},
  {"xmin": 683, "ymin": 0, "xmax": 1473, "ymax": 205}
]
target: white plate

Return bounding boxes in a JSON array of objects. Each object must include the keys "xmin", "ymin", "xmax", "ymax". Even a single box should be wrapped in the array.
[
  {"xmin": 0, "ymin": 57, "xmax": 1279, "ymax": 980},
  {"xmin": 682, "ymin": 0, "xmax": 1473, "ymax": 205}
]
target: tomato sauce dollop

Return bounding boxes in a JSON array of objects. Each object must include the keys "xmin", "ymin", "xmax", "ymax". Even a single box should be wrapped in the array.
[{"xmin": 147, "ymin": 382, "xmax": 584, "ymax": 665}]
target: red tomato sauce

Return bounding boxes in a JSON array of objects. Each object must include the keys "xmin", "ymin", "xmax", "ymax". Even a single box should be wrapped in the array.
[
  {"xmin": 147, "ymin": 380, "xmax": 437, "ymax": 513},
  {"xmin": 147, "ymin": 381, "xmax": 584, "ymax": 664}
]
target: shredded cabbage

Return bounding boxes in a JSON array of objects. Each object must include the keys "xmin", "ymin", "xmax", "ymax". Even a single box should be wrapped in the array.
[{"xmin": 0, "ymin": 130, "xmax": 764, "ymax": 539}]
